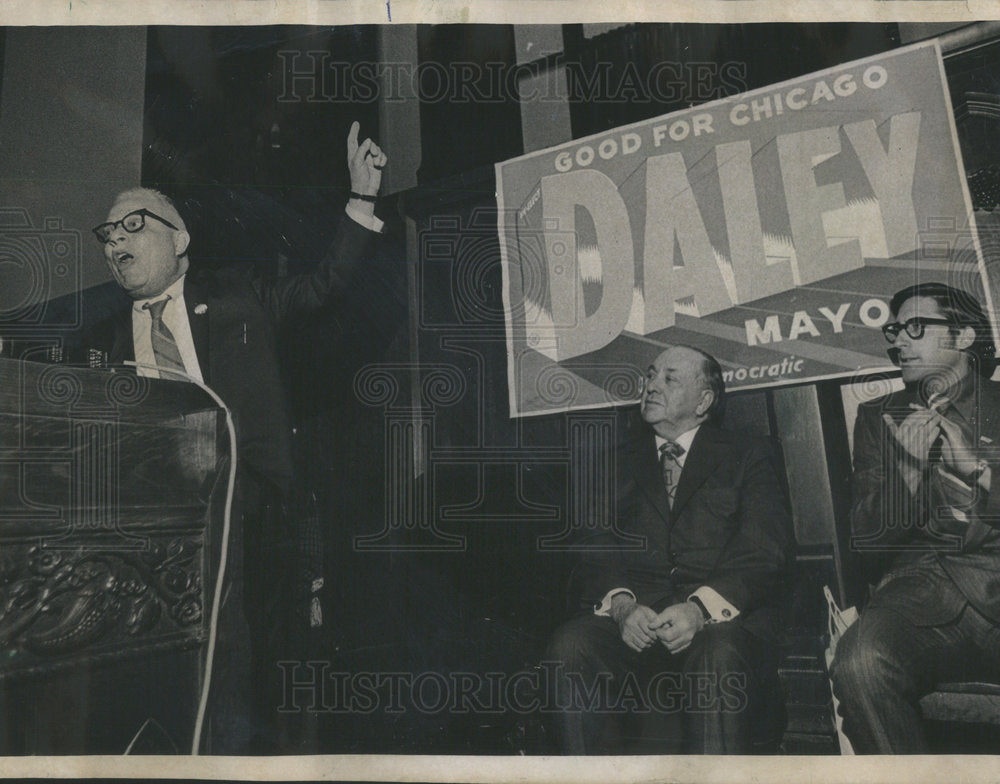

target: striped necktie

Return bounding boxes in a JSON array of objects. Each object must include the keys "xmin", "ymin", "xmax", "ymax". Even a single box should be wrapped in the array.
[
  {"xmin": 143, "ymin": 296, "xmax": 185, "ymax": 376},
  {"xmin": 659, "ymin": 440, "xmax": 685, "ymax": 508}
]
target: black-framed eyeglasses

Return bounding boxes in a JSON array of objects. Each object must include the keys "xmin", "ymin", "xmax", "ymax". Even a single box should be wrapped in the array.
[
  {"xmin": 92, "ymin": 209, "xmax": 178, "ymax": 244},
  {"xmin": 881, "ymin": 317, "xmax": 954, "ymax": 343}
]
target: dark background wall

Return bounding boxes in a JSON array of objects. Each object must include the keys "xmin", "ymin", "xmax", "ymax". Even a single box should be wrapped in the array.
[{"xmin": 0, "ymin": 27, "xmax": 145, "ymax": 330}]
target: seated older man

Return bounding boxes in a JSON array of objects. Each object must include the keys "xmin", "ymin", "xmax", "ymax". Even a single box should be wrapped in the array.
[{"xmin": 544, "ymin": 344, "xmax": 793, "ymax": 754}]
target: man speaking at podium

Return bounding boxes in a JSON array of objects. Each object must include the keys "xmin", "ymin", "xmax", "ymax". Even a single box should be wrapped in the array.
[{"xmin": 80, "ymin": 122, "xmax": 387, "ymax": 752}]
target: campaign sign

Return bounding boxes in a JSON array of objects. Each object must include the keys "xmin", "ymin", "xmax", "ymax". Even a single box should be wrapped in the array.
[{"xmin": 496, "ymin": 41, "xmax": 992, "ymax": 417}]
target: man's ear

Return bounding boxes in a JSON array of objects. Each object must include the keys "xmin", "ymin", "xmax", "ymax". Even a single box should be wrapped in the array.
[
  {"xmin": 173, "ymin": 230, "xmax": 190, "ymax": 257},
  {"xmin": 955, "ymin": 325, "xmax": 976, "ymax": 351},
  {"xmin": 696, "ymin": 388, "xmax": 714, "ymax": 418}
]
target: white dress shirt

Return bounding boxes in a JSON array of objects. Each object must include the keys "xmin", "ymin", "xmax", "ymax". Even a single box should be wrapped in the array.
[
  {"xmin": 345, "ymin": 202, "xmax": 383, "ymax": 233},
  {"xmin": 132, "ymin": 274, "xmax": 203, "ymax": 382}
]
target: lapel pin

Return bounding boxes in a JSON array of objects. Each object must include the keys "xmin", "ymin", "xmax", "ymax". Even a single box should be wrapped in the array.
[{"xmin": 194, "ymin": 303, "xmax": 208, "ymax": 315}]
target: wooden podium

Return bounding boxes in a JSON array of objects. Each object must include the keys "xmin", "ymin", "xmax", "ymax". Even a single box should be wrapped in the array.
[{"xmin": 0, "ymin": 357, "xmax": 226, "ymax": 753}]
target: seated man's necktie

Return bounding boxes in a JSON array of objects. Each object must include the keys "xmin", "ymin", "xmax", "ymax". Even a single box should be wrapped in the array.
[
  {"xmin": 143, "ymin": 296, "xmax": 185, "ymax": 374},
  {"xmin": 659, "ymin": 440, "xmax": 685, "ymax": 508}
]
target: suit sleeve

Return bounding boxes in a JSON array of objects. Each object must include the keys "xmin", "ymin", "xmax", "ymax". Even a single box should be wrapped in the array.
[
  {"xmin": 701, "ymin": 439, "xmax": 793, "ymax": 616},
  {"xmin": 572, "ymin": 531, "xmax": 634, "ymax": 612},
  {"xmin": 934, "ymin": 403, "xmax": 1000, "ymax": 532},
  {"xmin": 257, "ymin": 212, "xmax": 379, "ymax": 326},
  {"xmin": 850, "ymin": 401, "xmax": 925, "ymax": 551},
  {"xmin": 946, "ymin": 464, "xmax": 1000, "ymax": 532}
]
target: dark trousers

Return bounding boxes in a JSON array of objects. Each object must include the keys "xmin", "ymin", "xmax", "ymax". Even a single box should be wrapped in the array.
[
  {"xmin": 199, "ymin": 473, "xmax": 254, "ymax": 754},
  {"xmin": 202, "ymin": 471, "xmax": 300, "ymax": 753},
  {"xmin": 242, "ymin": 473, "xmax": 326, "ymax": 753},
  {"xmin": 543, "ymin": 613, "xmax": 783, "ymax": 754},
  {"xmin": 831, "ymin": 596, "xmax": 1000, "ymax": 753}
]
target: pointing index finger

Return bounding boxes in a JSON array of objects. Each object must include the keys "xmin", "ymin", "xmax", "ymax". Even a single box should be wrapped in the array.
[{"xmin": 347, "ymin": 120, "xmax": 360, "ymax": 156}]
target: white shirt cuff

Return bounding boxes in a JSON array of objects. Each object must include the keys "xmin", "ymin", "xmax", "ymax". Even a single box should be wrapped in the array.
[
  {"xmin": 689, "ymin": 586, "xmax": 739, "ymax": 623},
  {"xmin": 594, "ymin": 588, "xmax": 635, "ymax": 616},
  {"xmin": 345, "ymin": 202, "xmax": 384, "ymax": 233}
]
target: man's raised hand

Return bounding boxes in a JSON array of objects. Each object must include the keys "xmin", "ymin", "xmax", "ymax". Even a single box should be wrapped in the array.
[
  {"xmin": 883, "ymin": 406, "xmax": 941, "ymax": 467},
  {"xmin": 929, "ymin": 408, "xmax": 978, "ymax": 476},
  {"xmin": 347, "ymin": 120, "xmax": 387, "ymax": 198}
]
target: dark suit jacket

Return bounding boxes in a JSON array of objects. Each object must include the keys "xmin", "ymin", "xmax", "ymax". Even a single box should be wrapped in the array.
[
  {"xmin": 80, "ymin": 213, "xmax": 376, "ymax": 493},
  {"xmin": 851, "ymin": 378, "xmax": 1000, "ymax": 626},
  {"xmin": 578, "ymin": 409, "xmax": 794, "ymax": 643}
]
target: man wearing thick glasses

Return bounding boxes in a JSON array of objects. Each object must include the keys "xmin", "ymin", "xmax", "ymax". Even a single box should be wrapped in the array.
[
  {"xmin": 81, "ymin": 122, "xmax": 387, "ymax": 752},
  {"xmin": 831, "ymin": 282, "xmax": 1000, "ymax": 753}
]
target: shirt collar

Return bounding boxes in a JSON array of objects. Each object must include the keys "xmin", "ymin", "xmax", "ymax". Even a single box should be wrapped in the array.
[
  {"xmin": 910, "ymin": 369, "xmax": 977, "ymax": 424},
  {"xmin": 133, "ymin": 274, "xmax": 186, "ymax": 314},
  {"xmin": 655, "ymin": 424, "xmax": 700, "ymax": 457}
]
